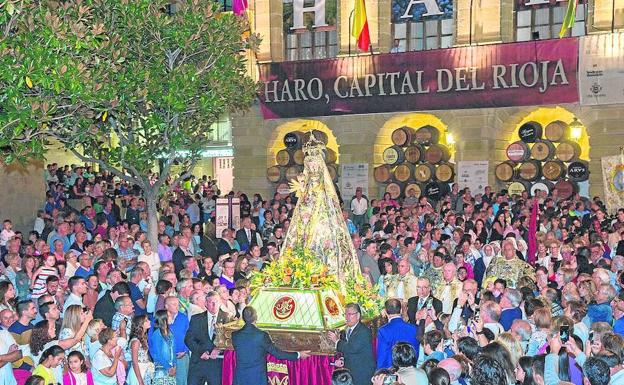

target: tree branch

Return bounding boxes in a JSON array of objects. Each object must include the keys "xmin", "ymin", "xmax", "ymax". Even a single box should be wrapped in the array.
[{"xmin": 66, "ymin": 147, "xmax": 140, "ymax": 186}]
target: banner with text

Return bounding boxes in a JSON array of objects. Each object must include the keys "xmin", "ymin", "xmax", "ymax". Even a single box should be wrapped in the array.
[
  {"xmin": 457, "ymin": 161, "xmax": 489, "ymax": 195},
  {"xmin": 340, "ymin": 163, "xmax": 369, "ymax": 198},
  {"xmin": 579, "ymin": 32, "xmax": 624, "ymax": 106},
  {"xmin": 258, "ymin": 38, "xmax": 579, "ymax": 119}
]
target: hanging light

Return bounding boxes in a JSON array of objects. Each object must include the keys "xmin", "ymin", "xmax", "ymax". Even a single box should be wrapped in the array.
[{"xmin": 569, "ymin": 118, "xmax": 583, "ymax": 140}]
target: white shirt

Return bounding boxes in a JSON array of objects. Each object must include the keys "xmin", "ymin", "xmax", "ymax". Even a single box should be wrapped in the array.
[
  {"xmin": 138, "ymin": 252, "xmax": 161, "ymax": 276},
  {"xmin": 63, "ymin": 293, "xmax": 84, "ymax": 314},
  {"xmin": 350, "ymin": 197, "xmax": 368, "ymax": 216},
  {"xmin": 0, "ymin": 330, "xmax": 17, "ymax": 385}
]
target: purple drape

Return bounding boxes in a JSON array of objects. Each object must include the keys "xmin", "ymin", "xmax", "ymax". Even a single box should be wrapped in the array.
[{"xmin": 222, "ymin": 350, "xmax": 338, "ymax": 385}]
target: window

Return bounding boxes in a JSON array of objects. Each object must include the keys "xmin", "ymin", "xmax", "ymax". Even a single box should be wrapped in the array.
[
  {"xmin": 285, "ymin": 29, "xmax": 338, "ymax": 61},
  {"xmin": 391, "ymin": 0, "xmax": 454, "ymax": 52},
  {"xmin": 392, "ymin": 19, "xmax": 454, "ymax": 52},
  {"xmin": 516, "ymin": 1, "xmax": 586, "ymax": 41},
  {"xmin": 208, "ymin": 114, "xmax": 232, "ymax": 144}
]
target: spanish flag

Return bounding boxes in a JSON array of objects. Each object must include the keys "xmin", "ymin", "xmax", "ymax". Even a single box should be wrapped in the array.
[{"xmin": 351, "ymin": 0, "xmax": 371, "ymax": 52}]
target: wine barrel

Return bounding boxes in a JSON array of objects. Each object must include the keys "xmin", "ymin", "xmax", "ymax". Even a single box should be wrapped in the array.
[
  {"xmin": 508, "ymin": 181, "xmax": 531, "ymax": 196},
  {"xmin": 544, "ymin": 121, "xmax": 570, "ymax": 142},
  {"xmin": 542, "ymin": 160, "xmax": 566, "ymax": 181},
  {"xmin": 424, "ymin": 144, "xmax": 451, "ymax": 164},
  {"xmin": 495, "ymin": 161, "xmax": 516, "ymax": 182},
  {"xmin": 276, "ymin": 149, "xmax": 292, "ymax": 166},
  {"xmin": 382, "ymin": 145, "xmax": 405, "ymax": 166},
  {"xmin": 393, "ymin": 164, "xmax": 414, "ymax": 183},
  {"xmin": 530, "ymin": 140, "xmax": 556, "ymax": 161},
  {"xmin": 555, "ymin": 140, "xmax": 581, "ymax": 162},
  {"xmin": 414, "ymin": 125, "xmax": 440, "ymax": 145},
  {"xmin": 293, "ymin": 149, "xmax": 305, "ymax": 165},
  {"xmin": 284, "ymin": 131, "xmax": 304, "ymax": 149},
  {"xmin": 405, "ymin": 183, "xmax": 423, "ymax": 198},
  {"xmin": 424, "ymin": 181, "xmax": 450, "ymax": 201},
  {"xmin": 385, "ymin": 182, "xmax": 404, "ymax": 200},
  {"xmin": 303, "ymin": 129, "xmax": 329, "ymax": 145},
  {"xmin": 554, "ymin": 180, "xmax": 579, "ymax": 199},
  {"xmin": 506, "ymin": 141, "xmax": 530, "ymax": 162},
  {"xmin": 568, "ymin": 160, "xmax": 590, "ymax": 182},
  {"xmin": 327, "ymin": 164, "xmax": 338, "ymax": 182},
  {"xmin": 267, "ymin": 166, "xmax": 284, "ymax": 183},
  {"xmin": 404, "ymin": 145, "xmax": 424, "ymax": 164},
  {"xmin": 285, "ymin": 165, "xmax": 302, "ymax": 181},
  {"xmin": 324, "ymin": 148, "xmax": 338, "ymax": 164},
  {"xmin": 518, "ymin": 160, "xmax": 542, "ymax": 182},
  {"xmin": 276, "ymin": 182, "xmax": 291, "ymax": 199},
  {"xmin": 374, "ymin": 165, "xmax": 393, "ymax": 183},
  {"xmin": 530, "ymin": 180, "xmax": 555, "ymax": 196},
  {"xmin": 414, "ymin": 163, "xmax": 436, "ymax": 183},
  {"xmin": 391, "ymin": 126, "xmax": 416, "ymax": 147},
  {"xmin": 518, "ymin": 121, "xmax": 543, "ymax": 143},
  {"xmin": 435, "ymin": 163, "xmax": 455, "ymax": 183}
]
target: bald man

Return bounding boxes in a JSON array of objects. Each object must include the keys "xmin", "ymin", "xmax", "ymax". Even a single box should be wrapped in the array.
[{"xmin": 439, "ymin": 358, "xmax": 462, "ymax": 385}]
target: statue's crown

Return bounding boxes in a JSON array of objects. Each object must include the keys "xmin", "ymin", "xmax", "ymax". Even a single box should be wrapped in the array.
[{"xmin": 302, "ymin": 133, "xmax": 326, "ymax": 156}]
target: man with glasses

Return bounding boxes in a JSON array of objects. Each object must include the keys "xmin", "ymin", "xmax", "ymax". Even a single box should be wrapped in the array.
[
  {"xmin": 328, "ymin": 303, "xmax": 375, "ymax": 385},
  {"xmin": 112, "ymin": 295, "xmax": 134, "ymax": 341},
  {"xmin": 407, "ymin": 277, "xmax": 442, "ymax": 325}
]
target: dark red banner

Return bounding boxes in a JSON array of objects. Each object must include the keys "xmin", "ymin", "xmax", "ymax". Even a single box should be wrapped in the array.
[{"xmin": 258, "ymin": 38, "xmax": 579, "ymax": 119}]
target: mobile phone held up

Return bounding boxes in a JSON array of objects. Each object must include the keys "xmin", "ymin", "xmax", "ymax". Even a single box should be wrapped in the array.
[
  {"xmin": 560, "ymin": 325, "xmax": 570, "ymax": 343},
  {"xmin": 383, "ymin": 374, "xmax": 398, "ymax": 385}
]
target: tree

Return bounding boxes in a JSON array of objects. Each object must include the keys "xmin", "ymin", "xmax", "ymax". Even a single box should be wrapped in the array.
[{"xmin": 0, "ymin": 0, "xmax": 258, "ymax": 246}]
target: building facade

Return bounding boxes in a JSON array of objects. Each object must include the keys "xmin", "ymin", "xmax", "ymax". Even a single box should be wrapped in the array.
[{"xmin": 231, "ymin": 0, "xmax": 624, "ymax": 206}]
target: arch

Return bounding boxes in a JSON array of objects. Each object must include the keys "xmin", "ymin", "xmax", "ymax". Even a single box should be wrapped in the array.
[
  {"xmin": 267, "ymin": 119, "xmax": 340, "ymax": 168},
  {"xmin": 374, "ymin": 113, "xmax": 453, "ymax": 167},
  {"xmin": 497, "ymin": 106, "xmax": 591, "ymax": 161}
]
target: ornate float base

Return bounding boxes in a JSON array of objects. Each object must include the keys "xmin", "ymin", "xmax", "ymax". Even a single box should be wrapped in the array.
[{"xmin": 215, "ymin": 287, "xmax": 346, "ymax": 355}]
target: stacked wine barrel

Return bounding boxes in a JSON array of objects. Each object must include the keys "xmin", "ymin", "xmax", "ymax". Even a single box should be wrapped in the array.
[
  {"xmin": 374, "ymin": 125, "xmax": 455, "ymax": 201},
  {"xmin": 495, "ymin": 121, "xmax": 589, "ymax": 199},
  {"xmin": 267, "ymin": 130, "xmax": 338, "ymax": 193}
]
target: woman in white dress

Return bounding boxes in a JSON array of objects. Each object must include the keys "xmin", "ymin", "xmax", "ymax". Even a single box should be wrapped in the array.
[{"xmin": 127, "ymin": 315, "xmax": 154, "ymax": 385}]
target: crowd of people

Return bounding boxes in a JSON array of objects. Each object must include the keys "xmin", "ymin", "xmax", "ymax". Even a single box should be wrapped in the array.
[{"xmin": 0, "ymin": 162, "xmax": 623, "ymax": 385}]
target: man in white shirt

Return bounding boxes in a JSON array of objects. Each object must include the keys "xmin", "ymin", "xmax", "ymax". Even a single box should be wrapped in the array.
[
  {"xmin": 0, "ymin": 328, "xmax": 21, "ymax": 385},
  {"xmin": 63, "ymin": 276, "xmax": 87, "ymax": 314},
  {"xmin": 350, "ymin": 187, "xmax": 368, "ymax": 231}
]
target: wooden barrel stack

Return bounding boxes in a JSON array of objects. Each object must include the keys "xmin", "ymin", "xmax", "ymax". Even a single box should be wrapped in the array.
[
  {"xmin": 267, "ymin": 130, "xmax": 338, "ymax": 185},
  {"xmin": 494, "ymin": 120, "xmax": 588, "ymax": 199},
  {"xmin": 375, "ymin": 125, "xmax": 454, "ymax": 200}
]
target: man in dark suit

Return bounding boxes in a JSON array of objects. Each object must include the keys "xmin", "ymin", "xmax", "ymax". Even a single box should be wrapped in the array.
[
  {"xmin": 407, "ymin": 277, "xmax": 443, "ymax": 325},
  {"xmin": 172, "ymin": 236, "xmax": 193, "ymax": 275},
  {"xmin": 328, "ymin": 303, "xmax": 375, "ymax": 385},
  {"xmin": 377, "ymin": 298, "xmax": 419, "ymax": 369},
  {"xmin": 184, "ymin": 291, "xmax": 224, "ymax": 385},
  {"xmin": 232, "ymin": 306, "xmax": 309, "ymax": 385},
  {"xmin": 235, "ymin": 217, "xmax": 258, "ymax": 253}
]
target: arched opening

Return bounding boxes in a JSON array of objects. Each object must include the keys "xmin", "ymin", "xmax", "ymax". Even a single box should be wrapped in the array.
[
  {"xmin": 373, "ymin": 113, "xmax": 454, "ymax": 201},
  {"xmin": 266, "ymin": 120, "xmax": 340, "ymax": 196},
  {"xmin": 495, "ymin": 106, "xmax": 590, "ymax": 198}
]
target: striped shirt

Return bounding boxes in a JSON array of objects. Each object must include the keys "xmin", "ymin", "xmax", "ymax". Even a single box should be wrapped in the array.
[{"xmin": 32, "ymin": 267, "xmax": 58, "ymax": 299}]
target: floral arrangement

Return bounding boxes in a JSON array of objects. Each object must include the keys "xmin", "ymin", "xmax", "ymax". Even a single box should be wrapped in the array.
[{"xmin": 250, "ymin": 247, "xmax": 383, "ymax": 319}]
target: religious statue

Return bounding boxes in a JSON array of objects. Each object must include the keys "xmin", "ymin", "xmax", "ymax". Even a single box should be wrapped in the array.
[{"xmin": 282, "ymin": 135, "xmax": 361, "ymax": 281}]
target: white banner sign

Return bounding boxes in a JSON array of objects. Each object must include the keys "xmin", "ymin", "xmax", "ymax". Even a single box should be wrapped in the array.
[
  {"xmin": 457, "ymin": 161, "xmax": 489, "ymax": 194},
  {"xmin": 579, "ymin": 33, "xmax": 624, "ymax": 106},
  {"xmin": 216, "ymin": 197, "xmax": 240, "ymax": 238},
  {"xmin": 340, "ymin": 163, "xmax": 369, "ymax": 198}
]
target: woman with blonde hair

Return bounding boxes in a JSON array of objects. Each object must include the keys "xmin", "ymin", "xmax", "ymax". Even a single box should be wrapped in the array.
[
  {"xmin": 59, "ymin": 304, "xmax": 91, "ymax": 358},
  {"xmin": 64, "ymin": 252, "xmax": 80, "ymax": 278},
  {"xmin": 578, "ymin": 279, "xmax": 597, "ymax": 305},
  {"xmin": 495, "ymin": 332, "xmax": 523, "ymax": 368}
]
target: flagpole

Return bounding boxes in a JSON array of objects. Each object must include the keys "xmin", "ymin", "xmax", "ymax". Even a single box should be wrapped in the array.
[{"xmin": 348, "ymin": 9, "xmax": 355, "ymax": 56}]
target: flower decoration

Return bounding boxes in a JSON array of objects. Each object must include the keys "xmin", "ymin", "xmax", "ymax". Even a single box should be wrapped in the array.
[{"xmin": 250, "ymin": 246, "xmax": 383, "ymax": 319}]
